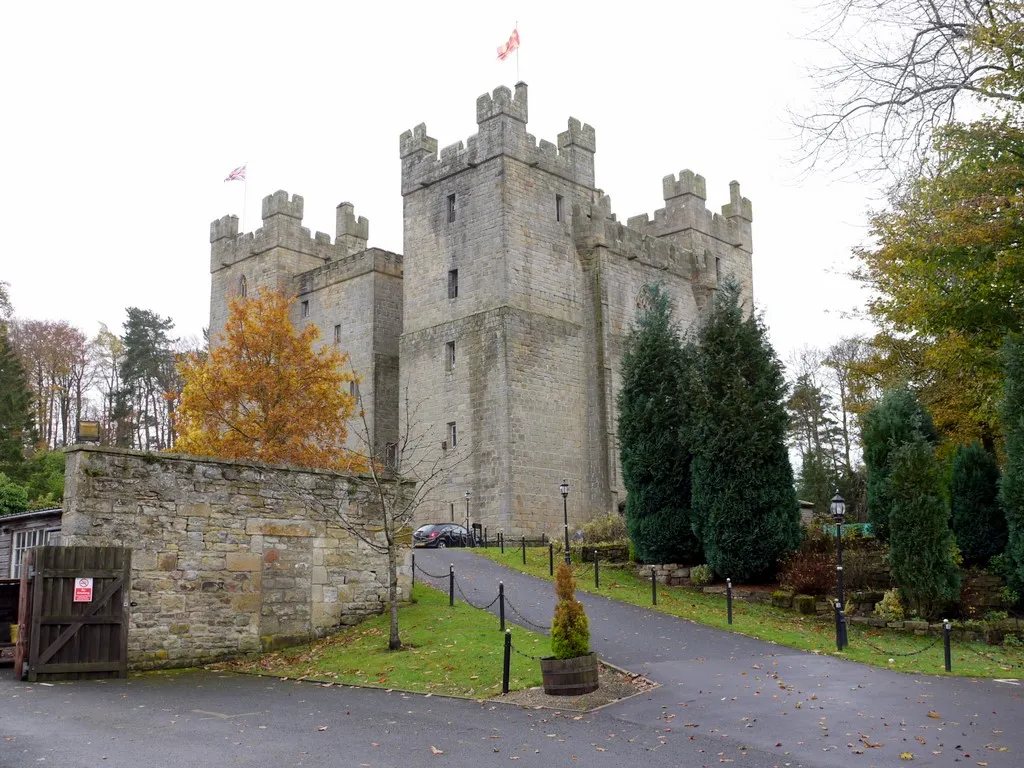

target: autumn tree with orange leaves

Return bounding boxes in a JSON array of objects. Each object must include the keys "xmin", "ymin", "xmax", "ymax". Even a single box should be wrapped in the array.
[{"xmin": 173, "ymin": 288, "xmax": 362, "ymax": 470}]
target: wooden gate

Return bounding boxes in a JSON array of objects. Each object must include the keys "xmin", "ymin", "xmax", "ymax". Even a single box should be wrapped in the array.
[{"xmin": 14, "ymin": 546, "xmax": 131, "ymax": 681}]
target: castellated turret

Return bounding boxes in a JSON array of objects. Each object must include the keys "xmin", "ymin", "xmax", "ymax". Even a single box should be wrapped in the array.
[
  {"xmin": 208, "ymin": 82, "xmax": 756, "ymax": 538},
  {"xmin": 208, "ymin": 190, "xmax": 402, "ymax": 457}
]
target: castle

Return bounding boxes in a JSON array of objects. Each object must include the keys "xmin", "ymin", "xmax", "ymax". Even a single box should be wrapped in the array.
[{"xmin": 209, "ymin": 83, "xmax": 754, "ymax": 537}]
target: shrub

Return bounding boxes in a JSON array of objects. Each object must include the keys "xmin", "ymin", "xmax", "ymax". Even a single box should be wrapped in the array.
[
  {"xmin": 950, "ymin": 442, "xmax": 1006, "ymax": 567},
  {"xmin": 690, "ymin": 564, "xmax": 714, "ymax": 586},
  {"xmin": 779, "ymin": 551, "xmax": 834, "ymax": 595},
  {"xmin": 874, "ymin": 588, "xmax": 905, "ymax": 621},
  {"xmin": 581, "ymin": 513, "xmax": 627, "ymax": 545},
  {"xmin": 551, "ymin": 562, "xmax": 590, "ymax": 659},
  {"xmin": 886, "ymin": 437, "xmax": 961, "ymax": 618},
  {"xmin": 1000, "ymin": 333, "xmax": 1024, "ymax": 594},
  {"xmin": 1000, "ymin": 586, "xmax": 1020, "ymax": 607}
]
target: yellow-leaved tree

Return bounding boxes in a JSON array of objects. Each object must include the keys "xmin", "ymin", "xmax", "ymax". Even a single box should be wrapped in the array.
[{"xmin": 174, "ymin": 287, "xmax": 362, "ymax": 471}]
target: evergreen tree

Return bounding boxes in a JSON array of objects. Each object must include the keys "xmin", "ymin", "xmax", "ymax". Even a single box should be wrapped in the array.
[
  {"xmin": 617, "ymin": 284, "xmax": 701, "ymax": 564},
  {"xmin": 0, "ymin": 326, "xmax": 34, "ymax": 478},
  {"xmin": 861, "ymin": 388, "xmax": 937, "ymax": 541},
  {"xmin": 796, "ymin": 448, "xmax": 839, "ymax": 520},
  {"xmin": 950, "ymin": 442, "xmax": 1006, "ymax": 567},
  {"xmin": 887, "ymin": 437, "xmax": 961, "ymax": 617},
  {"xmin": 690, "ymin": 282, "xmax": 801, "ymax": 581},
  {"xmin": 1000, "ymin": 333, "xmax": 1024, "ymax": 593},
  {"xmin": 0, "ymin": 471, "xmax": 28, "ymax": 516}
]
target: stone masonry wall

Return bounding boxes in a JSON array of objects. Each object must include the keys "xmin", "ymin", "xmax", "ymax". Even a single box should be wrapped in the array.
[{"xmin": 61, "ymin": 446, "xmax": 411, "ymax": 670}]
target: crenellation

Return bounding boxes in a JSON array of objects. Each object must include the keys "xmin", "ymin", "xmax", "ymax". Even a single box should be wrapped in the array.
[
  {"xmin": 262, "ymin": 190, "xmax": 304, "ymax": 222},
  {"xmin": 663, "ymin": 169, "xmax": 707, "ymax": 202},
  {"xmin": 398, "ymin": 123, "xmax": 438, "ymax": 161},
  {"xmin": 557, "ymin": 117, "xmax": 597, "ymax": 154},
  {"xmin": 335, "ymin": 202, "xmax": 369, "ymax": 257},
  {"xmin": 476, "ymin": 82, "xmax": 528, "ymax": 124},
  {"xmin": 721, "ymin": 180, "xmax": 753, "ymax": 223},
  {"xmin": 210, "ymin": 214, "xmax": 239, "ymax": 243}
]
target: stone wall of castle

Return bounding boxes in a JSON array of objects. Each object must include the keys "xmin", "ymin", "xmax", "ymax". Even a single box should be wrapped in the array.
[{"xmin": 61, "ymin": 446, "xmax": 410, "ymax": 670}]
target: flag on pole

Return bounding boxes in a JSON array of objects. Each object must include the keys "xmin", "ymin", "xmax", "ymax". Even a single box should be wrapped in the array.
[
  {"xmin": 497, "ymin": 28, "xmax": 520, "ymax": 61},
  {"xmin": 224, "ymin": 164, "xmax": 247, "ymax": 182}
]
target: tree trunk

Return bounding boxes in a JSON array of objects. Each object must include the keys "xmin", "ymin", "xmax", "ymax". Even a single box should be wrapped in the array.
[{"xmin": 387, "ymin": 541, "xmax": 400, "ymax": 650}]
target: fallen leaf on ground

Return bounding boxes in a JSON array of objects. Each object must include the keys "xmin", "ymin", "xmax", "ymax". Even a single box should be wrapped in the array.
[
  {"xmin": 900, "ymin": 752, "xmax": 914, "ymax": 760},
  {"xmin": 430, "ymin": 746, "xmax": 444, "ymax": 755},
  {"xmin": 927, "ymin": 711, "xmax": 941, "ymax": 719}
]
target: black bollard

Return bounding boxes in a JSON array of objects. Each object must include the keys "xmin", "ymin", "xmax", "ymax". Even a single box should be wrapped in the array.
[
  {"xmin": 834, "ymin": 600, "xmax": 843, "ymax": 650},
  {"xmin": 726, "ymin": 578, "xmax": 733, "ymax": 625},
  {"xmin": 549, "ymin": 542, "xmax": 554, "ymax": 576},
  {"xmin": 412, "ymin": 553, "xmax": 416, "ymax": 589},
  {"xmin": 449, "ymin": 563, "xmax": 455, "ymax": 607},
  {"xmin": 500, "ymin": 533, "xmax": 504, "ymax": 554},
  {"xmin": 522, "ymin": 536, "xmax": 526, "ymax": 565},
  {"xmin": 484, "ymin": 527, "xmax": 488, "ymax": 548},
  {"xmin": 651, "ymin": 566, "xmax": 657, "ymax": 605},
  {"xmin": 943, "ymin": 619, "xmax": 952, "ymax": 672},
  {"xmin": 499, "ymin": 582, "xmax": 505, "ymax": 631},
  {"xmin": 594, "ymin": 549, "xmax": 599, "ymax": 589},
  {"xmin": 502, "ymin": 630, "xmax": 512, "ymax": 694}
]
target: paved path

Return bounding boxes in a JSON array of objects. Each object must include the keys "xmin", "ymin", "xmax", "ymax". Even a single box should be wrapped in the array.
[
  {"xmin": 415, "ymin": 548, "xmax": 1024, "ymax": 767},
  {"xmin": 1, "ymin": 550, "xmax": 1021, "ymax": 768}
]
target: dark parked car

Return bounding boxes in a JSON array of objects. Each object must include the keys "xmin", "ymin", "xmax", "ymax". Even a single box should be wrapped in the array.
[{"xmin": 413, "ymin": 523, "xmax": 472, "ymax": 548}]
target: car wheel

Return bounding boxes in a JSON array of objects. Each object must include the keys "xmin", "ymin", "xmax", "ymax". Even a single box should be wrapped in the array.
[{"xmin": 437, "ymin": 540, "xmax": 447, "ymax": 548}]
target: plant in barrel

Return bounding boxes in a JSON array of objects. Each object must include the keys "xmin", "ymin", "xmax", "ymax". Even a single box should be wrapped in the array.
[{"xmin": 541, "ymin": 562, "xmax": 598, "ymax": 694}]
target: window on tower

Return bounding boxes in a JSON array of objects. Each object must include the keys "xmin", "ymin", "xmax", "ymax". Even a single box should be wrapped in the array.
[
  {"xmin": 445, "ymin": 341, "xmax": 456, "ymax": 372},
  {"xmin": 447, "ymin": 193, "xmax": 456, "ymax": 223},
  {"xmin": 448, "ymin": 269, "xmax": 458, "ymax": 299},
  {"xmin": 556, "ymin": 194, "xmax": 564, "ymax": 222}
]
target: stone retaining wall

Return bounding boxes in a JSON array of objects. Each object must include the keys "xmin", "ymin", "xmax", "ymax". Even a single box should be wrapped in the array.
[{"xmin": 62, "ymin": 446, "xmax": 411, "ymax": 669}]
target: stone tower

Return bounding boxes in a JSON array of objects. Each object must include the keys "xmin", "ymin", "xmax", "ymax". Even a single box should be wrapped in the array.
[
  {"xmin": 209, "ymin": 192, "xmax": 401, "ymax": 455},
  {"xmin": 398, "ymin": 83, "xmax": 753, "ymax": 535}
]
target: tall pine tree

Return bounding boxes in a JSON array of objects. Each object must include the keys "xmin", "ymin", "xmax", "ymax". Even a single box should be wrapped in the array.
[
  {"xmin": 1000, "ymin": 333, "xmax": 1024, "ymax": 593},
  {"xmin": 950, "ymin": 442, "xmax": 1005, "ymax": 567},
  {"xmin": 861, "ymin": 389, "xmax": 937, "ymax": 541},
  {"xmin": 617, "ymin": 284, "xmax": 701, "ymax": 564},
  {"xmin": 690, "ymin": 282, "xmax": 801, "ymax": 581}
]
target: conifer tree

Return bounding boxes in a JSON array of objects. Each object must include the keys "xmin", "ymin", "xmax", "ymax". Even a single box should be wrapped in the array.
[
  {"xmin": 887, "ymin": 436, "xmax": 961, "ymax": 617},
  {"xmin": 690, "ymin": 282, "xmax": 801, "ymax": 581},
  {"xmin": 861, "ymin": 389, "xmax": 937, "ymax": 541},
  {"xmin": 1000, "ymin": 333, "xmax": 1024, "ymax": 593},
  {"xmin": 950, "ymin": 442, "xmax": 1005, "ymax": 567},
  {"xmin": 0, "ymin": 326, "xmax": 34, "ymax": 479},
  {"xmin": 617, "ymin": 284, "xmax": 701, "ymax": 564}
]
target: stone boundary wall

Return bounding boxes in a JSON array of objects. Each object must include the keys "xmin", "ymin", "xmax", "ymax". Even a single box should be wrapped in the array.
[{"xmin": 62, "ymin": 446, "xmax": 411, "ymax": 670}]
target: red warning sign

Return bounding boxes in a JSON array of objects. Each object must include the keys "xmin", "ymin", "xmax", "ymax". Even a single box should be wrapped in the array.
[{"xmin": 74, "ymin": 577, "xmax": 93, "ymax": 603}]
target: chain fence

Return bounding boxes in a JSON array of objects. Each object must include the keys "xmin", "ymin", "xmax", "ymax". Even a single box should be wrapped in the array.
[
  {"xmin": 503, "ymin": 594, "xmax": 552, "ymax": 631},
  {"xmin": 412, "ymin": 561, "xmax": 451, "ymax": 580},
  {"xmin": 454, "ymin": 577, "xmax": 501, "ymax": 611},
  {"xmin": 962, "ymin": 642, "xmax": 1021, "ymax": 669},
  {"xmin": 856, "ymin": 632, "xmax": 943, "ymax": 657},
  {"xmin": 509, "ymin": 638, "xmax": 546, "ymax": 661}
]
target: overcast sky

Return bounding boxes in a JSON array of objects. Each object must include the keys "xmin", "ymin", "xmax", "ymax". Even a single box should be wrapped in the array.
[{"xmin": 2, "ymin": 0, "xmax": 879, "ymax": 364}]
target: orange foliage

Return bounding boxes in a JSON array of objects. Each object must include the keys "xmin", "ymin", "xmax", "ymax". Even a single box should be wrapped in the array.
[{"xmin": 173, "ymin": 288, "xmax": 366, "ymax": 471}]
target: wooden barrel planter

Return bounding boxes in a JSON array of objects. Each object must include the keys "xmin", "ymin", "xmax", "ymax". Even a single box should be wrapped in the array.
[{"xmin": 540, "ymin": 652, "xmax": 599, "ymax": 695}]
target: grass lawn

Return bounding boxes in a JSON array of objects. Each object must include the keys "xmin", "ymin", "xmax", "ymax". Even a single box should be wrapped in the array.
[
  {"xmin": 219, "ymin": 583, "xmax": 550, "ymax": 697},
  {"xmin": 474, "ymin": 546, "xmax": 1024, "ymax": 678}
]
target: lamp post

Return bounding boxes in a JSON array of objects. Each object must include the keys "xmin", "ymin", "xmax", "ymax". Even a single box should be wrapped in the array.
[
  {"xmin": 560, "ymin": 480, "xmax": 570, "ymax": 565},
  {"xmin": 465, "ymin": 490, "xmax": 471, "ymax": 545},
  {"xmin": 830, "ymin": 490, "xmax": 847, "ymax": 649}
]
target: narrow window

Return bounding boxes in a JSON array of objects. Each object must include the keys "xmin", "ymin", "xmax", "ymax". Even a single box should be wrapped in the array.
[
  {"xmin": 239, "ymin": 275, "xmax": 248, "ymax": 297},
  {"xmin": 350, "ymin": 380, "xmax": 360, "ymax": 400},
  {"xmin": 447, "ymin": 421, "xmax": 457, "ymax": 448},
  {"xmin": 301, "ymin": 300, "xmax": 310, "ymax": 317},
  {"xmin": 448, "ymin": 269, "xmax": 459, "ymax": 299},
  {"xmin": 385, "ymin": 443, "xmax": 398, "ymax": 469},
  {"xmin": 445, "ymin": 341, "xmax": 456, "ymax": 372},
  {"xmin": 333, "ymin": 324, "xmax": 341, "ymax": 344},
  {"xmin": 447, "ymin": 193, "xmax": 456, "ymax": 223},
  {"xmin": 555, "ymin": 194, "xmax": 564, "ymax": 222},
  {"xmin": 715, "ymin": 257, "xmax": 722, "ymax": 283}
]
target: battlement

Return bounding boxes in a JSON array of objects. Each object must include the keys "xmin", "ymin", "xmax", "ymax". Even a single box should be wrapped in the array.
[
  {"xmin": 629, "ymin": 172, "xmax": 753, "ymax": 255},
  {"xmin": 476, "ymin": 82, "xmax": 528, "ymax": 124},
  {"xmin": 557, "ymin": 118, "xmax": 596, "ymax": 153},
  {"xmin": 210, "ymin": 214, "xmax": 239, "ymax": 243},
  {"xmin": 295, "ymin": 247, "xmax": 403, "ymax": 295},
  {"xmin": 211, "ymin": 192, "xmax": 377, "ymax": 272},
  {"xmin": 663, "ymin": 170, "xmax": 706, "ymax": 202},
  {"xmin": 262, "ymin": 190, "xmax": 304, "ymax": 221},
  {"xmin": 573, "ymin": 197, "xmax": 702, "ymax": 280},
  {"xmin": 400, "ymin": 83, "xmax": 596, "ymax": 194}
]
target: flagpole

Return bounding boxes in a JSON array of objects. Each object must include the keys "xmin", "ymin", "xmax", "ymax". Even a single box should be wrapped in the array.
[
  {"xmin": 515, "ymin": 20, "xmax": 520, "ymax": 81},
  {"xmin": 241, "ymin": 161, "xmax": 248, "ymax": 232}
]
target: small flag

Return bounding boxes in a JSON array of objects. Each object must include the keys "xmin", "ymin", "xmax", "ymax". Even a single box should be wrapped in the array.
[
  {"xmin": 497, "ymin": 28, "xmax": 520, "ymax": 61},
  {"xmin": 224, "ymin": 164, "xmax": 247, "ymax": 182}
]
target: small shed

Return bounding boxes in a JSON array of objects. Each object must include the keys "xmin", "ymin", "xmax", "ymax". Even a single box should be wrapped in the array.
[{"xmin": 0, "ymin": 508, "xmax": 62, "ymax": 652}]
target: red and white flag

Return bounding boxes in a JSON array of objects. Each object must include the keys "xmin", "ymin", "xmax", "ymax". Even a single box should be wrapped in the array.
[
  {"xmin": 497, "ymin": 28, "xmax": 520, "ymax": 61},
  {"xmin": 224, "ymin": 164, "xmax": 247, "ymax": 182}
]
